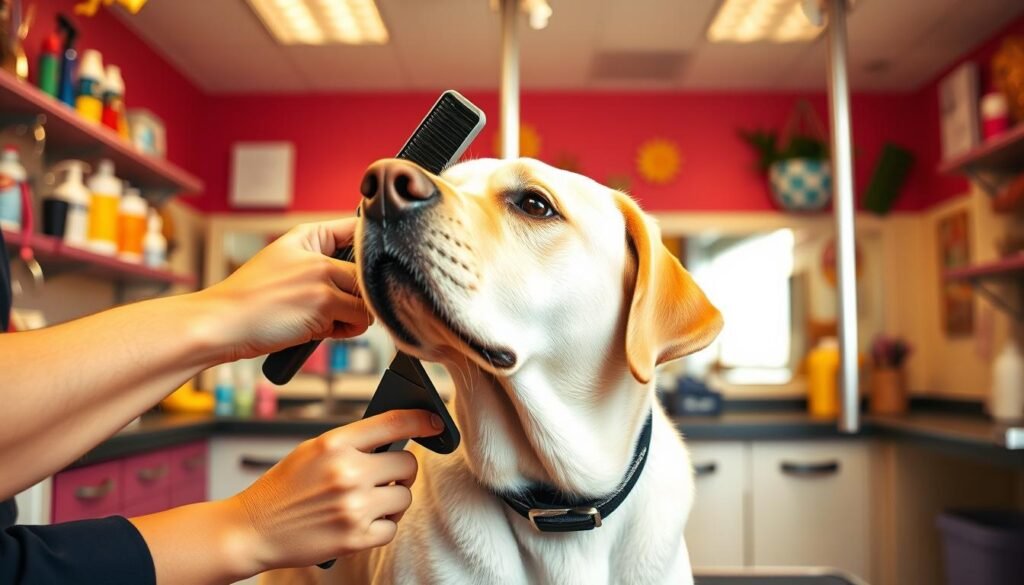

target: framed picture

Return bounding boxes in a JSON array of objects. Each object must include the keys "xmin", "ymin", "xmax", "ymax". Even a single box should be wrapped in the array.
[
  {"xmin": 230, "ymin": 142, "xmax": 295, "ymax": 208},
  {"xmin": 938, "ymin": 63, "xmax": 980, "ymax": 161},
  {"xmin": 937, "ymin": 210, "xmax": 974, "ymax": 337}
]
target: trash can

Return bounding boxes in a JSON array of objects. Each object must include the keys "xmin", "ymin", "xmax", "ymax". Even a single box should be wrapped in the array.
[{"xmin": 937, "ymin": 510, "xmax": 1024, "ymax": 585}]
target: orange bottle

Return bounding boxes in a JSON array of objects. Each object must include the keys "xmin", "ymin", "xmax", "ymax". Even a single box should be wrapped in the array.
[
  {"xmin": 807, "ymin": 337, "xmax": 840, "ymax": 417},
  {"xmin": 117, "ymin": 187, "xmax": 147, "ymax": 262}
]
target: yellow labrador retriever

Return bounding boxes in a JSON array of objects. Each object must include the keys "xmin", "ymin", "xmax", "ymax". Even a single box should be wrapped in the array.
[{"xmin": 267, "ymin": 157, "xmax": 721, "ymax": 585}]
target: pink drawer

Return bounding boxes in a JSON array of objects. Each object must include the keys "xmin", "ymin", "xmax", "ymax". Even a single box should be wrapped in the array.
[
  {"xmin": 122, "ymin": 494, "xmax": 170, "ymax": 518},
  {"xmin": 169, "ymin": 441, "xmax": 208, "ymax": 487},
  {"xmin": 52, "ymin": 461, "xmax": 122, "ymax": 523},
  {"xmin": 170, "ymin": 481, "xmax": 206, "ymax": 507},
  {"xmin": 121, "ymin": 451, "xmax": 171, "ymax": 506}
]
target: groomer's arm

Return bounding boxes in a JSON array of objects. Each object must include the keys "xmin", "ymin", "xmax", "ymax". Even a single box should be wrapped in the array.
[{"xmin": 0, "ymin": 219, "xmax": 371, "ymax": 500}]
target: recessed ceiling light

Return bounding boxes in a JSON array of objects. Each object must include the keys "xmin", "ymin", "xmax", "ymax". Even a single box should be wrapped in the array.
[
  {"xmin": 708, "ymin": 0, "xmax": 823, "ymax": 43},
  {"xmin": 247, "ymin": 0, "xmax": 389, "ymax": 45}
]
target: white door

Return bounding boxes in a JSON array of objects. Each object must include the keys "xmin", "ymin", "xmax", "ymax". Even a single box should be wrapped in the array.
[
  {"xmin": 684, "ymin": 441, "xmax": 747, "ymax": 568},
  {"xmin": 750, "ymin": 441, "xmax": 870, "ymax": 580}
]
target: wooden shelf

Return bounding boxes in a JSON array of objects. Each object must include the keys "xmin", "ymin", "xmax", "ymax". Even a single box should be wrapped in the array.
[
  {"xmin": 945, "ymin": 254, "xmax": 1024, "ymax": 282},
  {"xmin": 0, "ymin": 70, "xmax": 202, "ymax": 197},
  {"xmin": 939, "ymin": 124, "xmax": 1024, "ymax": 177},
  {"xmin": 3, "ymin": 229, "xmax": 196, "ymax": 287}
]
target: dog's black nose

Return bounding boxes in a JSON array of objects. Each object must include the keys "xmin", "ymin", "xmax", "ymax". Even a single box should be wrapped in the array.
[{"xmin": 360, "ymin": 159, "xmax": 438, "ymax": 221}]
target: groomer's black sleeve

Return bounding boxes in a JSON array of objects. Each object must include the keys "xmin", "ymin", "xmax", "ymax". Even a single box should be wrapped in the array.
[
  {"xmin": 0, "ymin": 231, "xmax": 156, "ymax": 584},
  {"xmin": 0, "ymin": 509, "xmax": 156, "ymax": 585}
]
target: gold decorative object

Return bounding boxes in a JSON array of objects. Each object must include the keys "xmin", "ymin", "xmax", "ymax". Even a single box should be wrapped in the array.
[
  {"xmin": 636, "ymin": 138, "xmax": 682, "ymax": 185},
  {"xmin": 75, "ymin": 0, "xmax": 148, "ymax": 17},
  {"xmin": 992, "ymin": 36, "xmax": 1024, "ymax": 122},
  {"xmin": 494, "ymin": 123, "xmax": 542, "ymax": 159}
]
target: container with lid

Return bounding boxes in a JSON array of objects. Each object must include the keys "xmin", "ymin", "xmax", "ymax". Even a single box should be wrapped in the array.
[
  {"xmin": 75, "ymin": 49, "xmax": 105, "ymax": 123},
  {"xmin": 143, "ymin": 209, "xmax": 167, "ymax": 268},
  {"xmin": 44, "ymin": 160, "xmax": 91, "ymax": 245},
  {"xmin": 0, "ymin": 146, "xmax": 26, "ymax": 231},
  {"xmin": 86, "ymin": 159, "xmax": 122, "ymax": 255}
]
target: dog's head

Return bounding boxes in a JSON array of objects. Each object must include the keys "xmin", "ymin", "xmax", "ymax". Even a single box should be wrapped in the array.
[{"xmin": 354, "ymin": 157, "xmax": 721, "ymax": 386}]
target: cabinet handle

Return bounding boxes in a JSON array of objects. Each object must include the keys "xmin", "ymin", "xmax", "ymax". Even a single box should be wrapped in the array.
[
  {"xmin": 240, "ymin": 456, "xmax": 280, "ymax": 470},
  {"xmin": 75, "ymin": 478, "xmax": 114, "ymax": 501},
  {"xmin": 136, "ymin": 464, "xmax": 169, "ymax": 483},
  {"xmin": 183, "ymin": 454, "xmax": 206, "ymax": 471},
  {"xmin": 780, "ymin": 460, "xmax": 840, "ymax": 476},
  {"xmin": 693, "ymin": 462, "xmax": 718, "ymax": 477}
]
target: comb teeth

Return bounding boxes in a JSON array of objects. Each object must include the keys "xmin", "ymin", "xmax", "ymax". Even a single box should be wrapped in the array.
[{"xmin": 397, "ymin": 92, "xmax": 484, "ymax": 174}]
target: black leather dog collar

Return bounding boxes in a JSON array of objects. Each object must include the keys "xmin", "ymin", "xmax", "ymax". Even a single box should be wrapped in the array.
[{"xmin": 498, "ymin": 411, "xmax": 654, "ymax": 532}]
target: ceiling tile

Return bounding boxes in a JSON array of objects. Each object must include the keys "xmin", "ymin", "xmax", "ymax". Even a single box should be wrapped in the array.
[
  {"xmin": 597, "ymin": 0, "xmax": 721, "ymax": 52},
  {"xmin": 682, "ymin": 43, "xmax": 814, "ymax": 89}
]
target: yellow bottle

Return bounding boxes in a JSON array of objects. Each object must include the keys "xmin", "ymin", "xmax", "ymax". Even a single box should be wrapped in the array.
[
  {"xmin": 75, "ymin": 50, "xmax": 105, "ymax": 124},
  {"xmin": 86, "ymin": 159, "xmax": 122, "ymax": 255},
  {"xmin": 807, "ymin": 337, "xmax": 841, "ymax": 418}
]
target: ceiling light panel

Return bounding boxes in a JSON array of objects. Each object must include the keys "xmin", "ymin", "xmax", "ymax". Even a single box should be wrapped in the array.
[
  {"xmin": 707, "ymin": 0, "xmax": 823, "ymax": 44},
  {"xmin": 247, "ymin": 0, "xmax": 389, "ymax": 45}
]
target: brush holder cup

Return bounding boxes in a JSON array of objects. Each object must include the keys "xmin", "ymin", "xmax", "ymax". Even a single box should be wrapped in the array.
[{"xmin": 869, "ymin": 366, "xmax": 907, "ymax": 415}]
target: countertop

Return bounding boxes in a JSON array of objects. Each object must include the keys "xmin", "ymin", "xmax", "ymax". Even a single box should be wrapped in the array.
[{"xmin": 71, "ymin": 407, "xmax": 1024, "ymax": 469}]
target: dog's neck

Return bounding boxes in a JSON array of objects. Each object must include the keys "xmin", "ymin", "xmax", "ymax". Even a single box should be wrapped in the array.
[{"xmin": 443, "ymin": 328, "xmax": 653, "ymax": 499}]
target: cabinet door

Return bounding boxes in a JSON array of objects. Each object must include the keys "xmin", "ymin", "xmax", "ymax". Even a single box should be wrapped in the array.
[
  {"xmin": 52, "ymin": 461, "xmax": 122, "ymax": 523},
  {"xmin": 750, "ymin": 441, "xmax": 870, "ymax": 580},
  {"xmin": 684, "ymin": 442, "xmax": 747, "ymax": 568},
  {"xmin": 208, "ymin": 436, "xmax": 303, "ymax": 501},
  {"xmin": 169, "ymin": 441, "xmax": 209, "ymax": 507},
  {"xmin": 122, "ymin": 451, "xmax": 172, "ymax": 509}
]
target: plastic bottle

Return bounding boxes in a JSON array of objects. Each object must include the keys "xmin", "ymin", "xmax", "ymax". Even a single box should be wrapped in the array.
[
  {"xmin": 86, "ymin": 159, "xmax": 122, "ymax": 255},
  {"xmin": 48, "ymin": 160, "xmax": 91, "ymax": 246},
  {"xmin": 143, "ymin": 209, "xmax": 167, "ymax": 268},
  {"xmin": 255, "ymin": 374, "xmax": 278, "ymax": 419},
  {"xmin": 37, "ymin": 32, "xmax": 61, "ymax": 97},
  {"xmin": 56, "ymin": 15, "xmax": 78, "ymax": 107},
  {"xmin": 807, "ymin": 337, "xmax": 841, "ymax": 418},
  {"xmin": 75, "ymin": 49, "xmax": 104, "ymax": 123},
  {"xmin": 0, "ymin": 146, "xmax": 27, "ymax": 231},
  {"xmin": 348, "ymin": 338, "xmax": 376, "ymax": 374},
  {"xmin": 234, "ymin": 362, "xmax": 256, "ymax": 418},
  {"xmin": 214, "ymin": 364, "xmax": 235, "ymax": 417},
  {"xmin": 990, "ymin": 337, "xmax": 1024, "ymax": 421},
  {"xmin": 117, "ymin": 187, "xmax": 147, "ymax": 262},
  {"xmin": 101, "ymin": 65, "xmax": 129, "ymax": 138}
]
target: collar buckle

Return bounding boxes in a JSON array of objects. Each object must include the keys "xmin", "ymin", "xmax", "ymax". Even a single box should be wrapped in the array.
[{"xmin": 527, "ymin": 506, "xmax": 603, "ymax": 532}]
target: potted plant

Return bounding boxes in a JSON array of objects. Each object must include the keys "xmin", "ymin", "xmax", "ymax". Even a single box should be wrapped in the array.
[{"xmin": 740, "ymin": 100, "xmax": 832, "ymax": 212}]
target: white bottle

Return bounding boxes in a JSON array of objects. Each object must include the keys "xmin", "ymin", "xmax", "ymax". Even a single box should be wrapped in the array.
[
  {"xmin": 348, "ymin": 338, "xmax": 376, "ymax": 374},
  {"xmin": 990, "ymin": 337, "xmax": 1024, "ymax": 421},
  {"xmin": 86, "ymin": 159, "xmax": 122, "ymax": 255},
  {"xmin": 143, "ymin": 209, "xmax": 167, "ymax": 268},
  {"xmin": 0, "ymin": 146, "xmax": 26, "ymax": 231},
  {"xmin": 49, "ymin": 160, "xmax": 91, "ymax": 246}
]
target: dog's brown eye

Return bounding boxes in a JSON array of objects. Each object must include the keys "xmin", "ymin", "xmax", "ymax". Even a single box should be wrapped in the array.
[{"xmin": 515, "ymin": 191, "xmax": 556, "ymax": 218}]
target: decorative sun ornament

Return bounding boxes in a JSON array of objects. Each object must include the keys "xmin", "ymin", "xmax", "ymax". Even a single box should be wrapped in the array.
[
  {"xmin": 494, "ymin": 123, "xmax": 542, "ymax": 159},
  {"xmin": 636, "ymin": 139, "xmax": 682, "ymax": 185}
]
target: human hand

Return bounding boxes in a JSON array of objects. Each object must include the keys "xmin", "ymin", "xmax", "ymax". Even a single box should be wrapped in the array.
[
  {"xmin": 193, "ymin": 218, "xmax": 372, "ymax": 362},
  {"xmin": 230, "ymin": 409, "xmax": 442, "ymax": 572}
]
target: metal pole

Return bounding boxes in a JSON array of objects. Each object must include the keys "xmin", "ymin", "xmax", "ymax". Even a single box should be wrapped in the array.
[
  {"xmin": 500, "ymin": 0, "xmax": 520, "ymax": 159},
  {"xmin": 825, "ymin": 0, "xmax": 860, "ymax": 433}
]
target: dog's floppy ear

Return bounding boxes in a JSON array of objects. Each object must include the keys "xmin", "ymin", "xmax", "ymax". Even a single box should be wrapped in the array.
[{"xmin": 615, "ymin": 192, "xmax": 723, "ymax": 384}]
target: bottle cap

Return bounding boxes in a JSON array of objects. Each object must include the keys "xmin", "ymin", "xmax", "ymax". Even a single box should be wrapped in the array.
[
  {"xmin": 78, "ymin": 49, "xmax": 105, "ymax": 82},
  {"xmin": 120, "ymin": 188, "xmax": 147, "ymax": 215},
  {"xmin": 104, "ymin": 64, "xmax": 125, "ymax": 96},
  {"xmin": 42, "ymin": 32, "xmax": 61, "ymax": 54}
]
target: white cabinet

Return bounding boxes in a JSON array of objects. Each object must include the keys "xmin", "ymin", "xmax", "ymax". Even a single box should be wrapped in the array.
[
  {"xmin": 208, "ymin": 436, "xmax": 304, "ymax": 501},
  {"xmin": 750, "ymin": 441, "xmax": 870, "ymax": 581},
  {"xmin": 685, "ymin": 442, "xmax": 747, "ymax": 568}
]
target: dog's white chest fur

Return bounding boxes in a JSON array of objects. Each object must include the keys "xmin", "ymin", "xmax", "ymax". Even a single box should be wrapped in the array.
[{"xmin": 317, "ymin": 408, "xmax": 695, "ymax": 585}]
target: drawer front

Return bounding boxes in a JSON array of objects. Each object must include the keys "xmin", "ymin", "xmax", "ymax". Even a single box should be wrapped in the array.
[
  {"xmin": 750, "ymin": 441, "xmax": 870, "ymax": 580},
  {"xmin": 170, "ymin": 481, "xmax": 206, "ymax": 508},
  {"xmin": 684, "ymin": 441, "xmax": 748, "ymax": 568},
  {"xmin": 121, "ymin": 451, "xmax": 172, "ymax": 506},
  {"xmin": 52, "ymin": 461, "xmax": 122, "ymax": 523},
  {"xmin": 169, "ymin": 441, "xmax": 208, "ymax": 487},
  {"xmin": 122, "ymin": 493, "xmax": 170, "ymax": 518},
  {"xmin": 208, "ymin": 437, "xmax": 302, "ymax": 501}
]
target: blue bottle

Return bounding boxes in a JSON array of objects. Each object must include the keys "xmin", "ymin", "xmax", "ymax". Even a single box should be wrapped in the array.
[
  {"xmin": 0, "ymin": 146, "xmax": 26, "ymax": 231},
  {"xmin": 214, "ymin": 364, "xmax": 235, "ymax": 417}
]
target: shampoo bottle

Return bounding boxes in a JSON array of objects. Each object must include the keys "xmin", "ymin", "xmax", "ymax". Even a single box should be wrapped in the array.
[
  {"xmin": 101, "ymin": 65, "xmax": 129, "ymax": 138},
  {"xmin": 37, "ymin": 32, "xmax": 61, "ymax": 97},
  {"xmin": 234, "ymin": 361, "xmax": 256, "ymax": 418},
  {"xmin": 117, "ymin": 187, "xmax": 147, "ymax": 262},
  {"xmin": 75, "ymin": 49, "xmax": 105, "ymax": 123},
  {"xmin": 86, "ymin": 159, "xmax": 122, "ymax": 255},
  {"xmin": 48, "ymin": 160, "xmax": 91, "ymax": 246},
  {"xmin": 0, "ymin": 146, "xmax": 27, "ymax": 231},
  {"xmin": 807, "ymin": 337, "xmax": 841, "ymax": 418},
  {"xmin": 214, "ymin": 364, "xmax": 236, "ymax": 417},
  {"xmin": 143, "ymin": 209, "xmax": 167, "ymax": 268},
  {"xmin": 56, "ymin": 15, "xmax": 78, "ymax": 107}
]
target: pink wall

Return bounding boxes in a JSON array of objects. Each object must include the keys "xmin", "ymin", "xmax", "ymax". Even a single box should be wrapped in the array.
[
  {"xmin": 24, "ymin": 0, "xmax": 205, "ymax": 192},
  {"xmin": 193, "ymin": 91, "xmax": 931, "ymax": 214}
]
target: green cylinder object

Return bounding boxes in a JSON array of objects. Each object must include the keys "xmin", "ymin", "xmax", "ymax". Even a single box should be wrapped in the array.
[
  {"xmin": 38, "ymin": 54, "xmax": 60, "ymax": 97},
  {"xmin": 864, "ymin": 143, "xmax": 914, "ymax": 215}
]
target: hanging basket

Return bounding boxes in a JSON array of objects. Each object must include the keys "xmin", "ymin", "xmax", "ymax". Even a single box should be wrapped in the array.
[
  {"xmin": 769, "ymin": 158, "xmax": 833, "ymax": 212},
  {"xmin": 769, "ymin": 100, "xmax": 833, "ymax": 212}
]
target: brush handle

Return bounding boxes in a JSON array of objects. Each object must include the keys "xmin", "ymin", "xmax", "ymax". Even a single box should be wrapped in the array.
[{"xmin": 262, "ymin": 246, "xmax": 354, "ymax": 385}]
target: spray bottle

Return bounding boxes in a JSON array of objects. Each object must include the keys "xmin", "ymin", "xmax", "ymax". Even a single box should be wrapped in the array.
[{"xmin": 37, "ymin": 31, "xmax": 61, "ymax": 97}]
